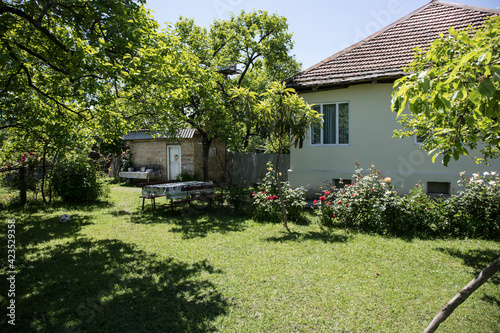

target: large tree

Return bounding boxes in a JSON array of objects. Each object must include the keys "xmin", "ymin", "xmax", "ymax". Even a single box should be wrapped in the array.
[
  {"xmin": 131, "ymin": 11, "xmax": 301, "ymax": 180},
  {"xmin": 391, "ymin": 15, "xmax": 500, "ymax": 331},
  {"xmin": 0, "ymin": 0, "xmax": 159, "ymax": 202},
  {"xmin": 392, "ymin": 15, "xmax": 500, "ymax": 166}
]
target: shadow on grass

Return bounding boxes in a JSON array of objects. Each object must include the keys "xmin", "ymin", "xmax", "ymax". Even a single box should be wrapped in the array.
[
  {"xmin": 1, "ymin": 238, "xmax": 228, "ymax": 332},
  {"xmin": 130, "ymin": 203, "xmax": 248, "ymax": 239},
  {"xmin": 0, "ymin": 211, "xmax": 94, "ymax": 249},
  {"xmin": 265, "ymin": 229, "xmax": 350, "ymax": 243},
  {"xmin": 436, "ymin": 247, "xmax": 500, "ymax": 306},
  {"xmin": 1, "ymin": 198, "xmax": 114, "ymax": 218}
]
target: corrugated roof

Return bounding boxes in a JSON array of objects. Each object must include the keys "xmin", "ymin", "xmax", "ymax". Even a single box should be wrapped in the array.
[
  {"xmin": 286, "ymin": 1, "xmax": 499, "ymax": 91},
  {"xmin": 122, "ymin": 129, "xmax": 197, "ymax": 140}
]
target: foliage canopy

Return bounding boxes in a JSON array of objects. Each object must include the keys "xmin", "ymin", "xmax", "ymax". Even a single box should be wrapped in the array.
[{"xmin": 392, "ymin": 15, "xmax": 500, "ymax": 166}]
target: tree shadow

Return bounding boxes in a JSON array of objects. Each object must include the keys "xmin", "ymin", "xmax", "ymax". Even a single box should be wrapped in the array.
[
  {"xmin": 436, "ymin": 247, "xmax": 500, "ymax": 305},
  {"xmin": 1, "ymin": 238, "xmax": 228, "ymax": 332},
  {"xmin": 3, "ymin": 198, "xmax": 114, "ymax": 214},
  {"xmin": 131, "ymin": 205, "xmax": 248, "ymax": 239},
  {"xmin": 265, "ymin": 229, "xmax": 350, "ymax": 243},
  {"xmin": 0, "ymin": 212, "xmax": 93, "ymax": 249}
]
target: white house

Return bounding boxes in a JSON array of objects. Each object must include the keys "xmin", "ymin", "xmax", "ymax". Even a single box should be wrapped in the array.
[{"xmin": 286, "ymin": 0, "xmax": 500, "ymax": 198}]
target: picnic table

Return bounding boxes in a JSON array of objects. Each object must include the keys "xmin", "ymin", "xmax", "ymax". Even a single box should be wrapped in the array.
[{"xmin": 140, "ymin": 181, "xmax": 224, "ymax": 211}]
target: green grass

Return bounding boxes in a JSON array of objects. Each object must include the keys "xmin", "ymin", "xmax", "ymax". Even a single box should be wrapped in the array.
[{"xmin": 0, "ymin": 181, "xmax": 499, "ymax": 332}]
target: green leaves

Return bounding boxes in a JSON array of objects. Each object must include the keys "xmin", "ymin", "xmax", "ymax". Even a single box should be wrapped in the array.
[
  {"xmin": 391, "ymin": 15, "xmax": 500, "ymax": 165},
  {"xmin": 478, "ymin": 78, "xmax": 496, "ymax": 97},
  {"xmin": 0, "ymin": 0, "xmax": 160, "ymax": 164}
]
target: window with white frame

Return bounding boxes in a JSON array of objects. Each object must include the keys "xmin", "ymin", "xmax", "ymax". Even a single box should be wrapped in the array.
[{"xmin": 311, "ymin": 102, "xmax": 349, "ymax": 145}]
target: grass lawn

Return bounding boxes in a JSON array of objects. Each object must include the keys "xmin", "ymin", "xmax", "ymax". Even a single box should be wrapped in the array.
[{"xmin": 0, "ymin": 181, "xmax": 499, "ymax": 332}]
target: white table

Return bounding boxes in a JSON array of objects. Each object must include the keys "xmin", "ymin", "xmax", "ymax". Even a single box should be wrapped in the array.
[
  {"xmin": 142, "ymin": 181, "xmax": 215, "ymax": 200},
  {"xmin": 119, "ymin": 171, "xmax": 161, "ymax": 182}
]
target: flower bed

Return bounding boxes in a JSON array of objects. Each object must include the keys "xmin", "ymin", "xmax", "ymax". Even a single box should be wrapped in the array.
[{"xmin": 313, "ymin": 163, "xmax": 500, "ymax": 239}]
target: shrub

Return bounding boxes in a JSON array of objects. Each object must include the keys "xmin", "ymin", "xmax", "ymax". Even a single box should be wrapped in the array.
[
  {"xmin": 227, "ymin": 178, "xmax": 253, "ymax": 214},
  {"xmin": 252, "ymin": 162, "xmax": 307, "ymax": 223},
  {"xmin": 315, "ymin": 163, "xmax": 393, "ymax": 231},
  {"xmin": 381, "ymin": 182, "xmax": 445, "ymax": 237},
  {"xmin": 51, "ymin": 156, "xmax": 103, "ymax": 202},
  {"xmin": 177, "ymin": 172, "xmax": 199, "ymax": 182},
  {"xmin": 314, "ymin": 163, "xmax": 500, "ymax": 240},
  {"xmin": 446, "ymin": 172, "xmax": 500, "ymax": 239},
  {"xmin": 120, "ymin": 143, "xmax": 133, "ymax": 171}
]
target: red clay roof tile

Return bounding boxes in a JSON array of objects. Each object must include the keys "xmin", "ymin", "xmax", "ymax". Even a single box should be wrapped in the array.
[{"xmin": 286, "ymin": 1, "xmax": 499, "ymax": 91}]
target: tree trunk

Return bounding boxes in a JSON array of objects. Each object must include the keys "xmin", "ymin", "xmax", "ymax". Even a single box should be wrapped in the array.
[
  {"xmin": 19, "ymin": 167, "xmax": 27, "ymax": 206},
  {"xmin": 41, "ymin": 150, "xmax": 47, "ymax": 203},
  {"xmin": 424, "ymin": 256, "xmax": 500, "ymax": 333},
  {"xmin": 201, "ymin": 136, "xmax": 213, "ymax": 181},
  {"xmin": 243, "ymin": 126, "xmax": 251, "ymax": 150},
  {"xmin": 275, "ymin": 137, "xmax": 288, "ymax": 228}
]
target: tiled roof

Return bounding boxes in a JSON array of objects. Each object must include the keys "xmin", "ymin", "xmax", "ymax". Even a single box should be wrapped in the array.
[
  {"xmin": 122, "ymin": 129, "xmax": 197, "ymax": 140},
  {"xmin": 286, "ymin": 1, "xmax": 499, "ymax": 91}
]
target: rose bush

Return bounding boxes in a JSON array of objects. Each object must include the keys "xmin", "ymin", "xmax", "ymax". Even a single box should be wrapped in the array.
[
  {"xmin": 252, "ymin": 162, "xmax": 307, "ymax": 223},
  {"xmin": 445, "ymin": 172, "xmax": 500, "ymax": 239},
  {"xmin": 314, "ymin": 163, "xmax": 500, "ymax": 239}
]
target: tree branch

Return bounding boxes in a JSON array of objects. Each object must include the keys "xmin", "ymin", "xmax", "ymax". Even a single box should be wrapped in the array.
[
  {"xmin": 424, "ymin": 257, "xmax": 500, "ymax": 333},
  {"xmin": 0, "ymin": 4, "xmax": 71, "ymax": 53},
  {"xmin": 10, "ymin": 40, "xmax": 69, "ymax": 75}
]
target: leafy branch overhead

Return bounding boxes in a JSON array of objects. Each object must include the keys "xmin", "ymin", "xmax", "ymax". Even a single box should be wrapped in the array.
[{"xmin": 391, "ymin": 15, "xmax": 500, "ymax": 166}]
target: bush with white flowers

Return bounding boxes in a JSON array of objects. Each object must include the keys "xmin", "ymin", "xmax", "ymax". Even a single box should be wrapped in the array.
[{"xmin": 314, "ymin": 164, "xmax": 500, "ymax": 240}]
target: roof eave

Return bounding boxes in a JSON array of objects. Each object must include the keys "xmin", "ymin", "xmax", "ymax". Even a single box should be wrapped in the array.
[{"xmin": 291, "ymin": 74, "xmax": 405, "ymax": 93}]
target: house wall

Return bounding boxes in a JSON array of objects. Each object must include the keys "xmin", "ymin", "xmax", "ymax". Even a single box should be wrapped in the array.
[{"xmin": 289, "ymin": 83, "xmax": 500, "ymax": 198}]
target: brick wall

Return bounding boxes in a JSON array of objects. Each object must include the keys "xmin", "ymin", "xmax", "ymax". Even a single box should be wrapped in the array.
[{"xmin": 129, "ymin": 137, "xmax": 226, "ymax": 182}]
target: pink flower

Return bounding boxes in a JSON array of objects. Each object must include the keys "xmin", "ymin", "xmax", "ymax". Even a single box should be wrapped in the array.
[
  {"xmin": 250, "ymin": 192, "xmax": 255, "ymax": 198},
  {"xmin": 272, "ymin": 195, "xmax": 278, "ymax": 200},
  {"xmin": 332, "ymin": 215, "xmax": 336, "ymax": 218},
  {"xmin": 338, "ymin": 201, "xmax": 342, "ymax": 204},
  {"xmin": 324, "ymin": 190, "xmax": 330, "ymax": 195},
  {"xmin": 313, "ymin": 200, "xmax": 317, "ymax": 204},
  {"xmin": 327, "ymin": 201, "xmax": 331, "ymax": 205},
  {"xmin": 267, "ymin": 196, "xmax": 271, "ymax": 200},
  {"xmin": 319, "ymin": 196, "xmax": 326, "ymax": 202}
]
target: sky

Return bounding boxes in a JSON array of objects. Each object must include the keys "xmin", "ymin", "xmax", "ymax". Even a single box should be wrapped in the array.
[{"xmin": 143, "ymin": 0, "xmax": 499, "ymax": 70}]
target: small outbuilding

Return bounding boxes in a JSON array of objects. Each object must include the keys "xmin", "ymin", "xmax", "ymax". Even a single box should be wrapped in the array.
[{"xmin": 120, "ymin": 129, "xmax": 226, "ymax": 183}]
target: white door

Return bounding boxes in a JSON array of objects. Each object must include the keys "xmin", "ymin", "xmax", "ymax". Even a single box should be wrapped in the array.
[{"xmin": 167, "ymin": 145, "xmax": 181, "ymax": 180}]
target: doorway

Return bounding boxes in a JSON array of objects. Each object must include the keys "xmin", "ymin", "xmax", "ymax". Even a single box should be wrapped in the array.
[{"xmin": 167, "ymin": 145, "xmax": 181, "ymax": 180}]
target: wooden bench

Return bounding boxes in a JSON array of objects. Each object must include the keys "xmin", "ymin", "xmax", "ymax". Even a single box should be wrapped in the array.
[
  {"xmin": 186, "ymin": 183, "xmax": 226, "ymax": 205},
  {"xmin": 139, "ymin": 194, "xmax": 166, "ymax": 211},
  {"xmin": 169, "ymin": 183, "xmax": 226, "ymax": 213}
]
